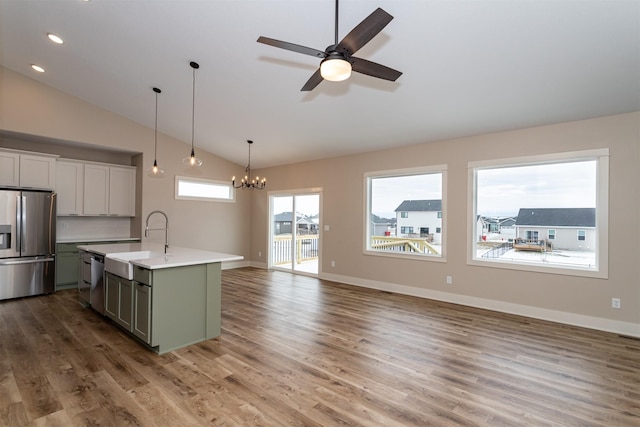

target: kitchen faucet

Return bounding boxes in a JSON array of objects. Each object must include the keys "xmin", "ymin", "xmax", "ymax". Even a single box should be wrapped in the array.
[{"xmin": 145, "ymin": 210, "xmax": 169, "ymax": 253}]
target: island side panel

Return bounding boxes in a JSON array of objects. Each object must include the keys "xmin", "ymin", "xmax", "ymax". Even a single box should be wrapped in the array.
[
  {"xmin": 205, "ymin": 262, "xmax": 222, "ymax": 339},
  {"xmin": 152, "ymin": 264, "xmax": 207, "ymax": 354}
]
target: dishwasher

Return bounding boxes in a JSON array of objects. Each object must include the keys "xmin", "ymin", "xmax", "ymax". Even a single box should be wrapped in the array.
[
  {"xmin": 79, "ymin": 252, "xmax": 92, "ymax": 307},
  {"xmin": 90, "ymin": 254, "xmax": 105, "ymax": 315}
]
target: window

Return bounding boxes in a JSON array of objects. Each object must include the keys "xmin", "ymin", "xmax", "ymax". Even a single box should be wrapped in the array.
[
  {"xmin": 468, "ymin": 149, "xmax": 608, "ymax": 278},
  {"xmin": 365, "ymin": 165, "xmax": 447, "ymax": 260},
  {"xmin": 175, "ymin": 176, "xmax": 234, "ymax": 202},
  {"xmin": 526, "ymin": 231, "xmax": 539, "ymax": 241}
]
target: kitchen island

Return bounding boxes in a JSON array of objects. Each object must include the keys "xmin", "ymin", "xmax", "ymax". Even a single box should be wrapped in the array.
[{"xmin": 78, "ymin": 243, "xmax": 242, "ymax": 354}]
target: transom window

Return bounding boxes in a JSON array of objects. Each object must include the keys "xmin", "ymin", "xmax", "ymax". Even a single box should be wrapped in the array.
[
  {"xmin": 365, "ymin": 165, "xmax": 447, "ymax": 260},
  {"xmin": 175, "ymin": 176, "xmax": 235, "ymax": 202},
  {"xmin": 468, "ymin": 149, "xmax": 609, "ymax": 278}
]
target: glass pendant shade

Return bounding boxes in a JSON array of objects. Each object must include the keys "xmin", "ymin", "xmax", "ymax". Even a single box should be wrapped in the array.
[{"xmin": 320, "ymin": 57, "xmax": 352, "ymax": 81}]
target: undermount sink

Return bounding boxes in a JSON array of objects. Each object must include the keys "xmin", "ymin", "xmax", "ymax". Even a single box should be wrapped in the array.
[{"xmin": 105, "ymin": 251, "xmax": 163, "ymax": 280}]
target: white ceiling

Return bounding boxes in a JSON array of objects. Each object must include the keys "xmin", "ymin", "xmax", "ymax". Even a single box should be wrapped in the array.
[{"xmin": 1, "ymin": 1, "xmax": 638, "ymax": 168}]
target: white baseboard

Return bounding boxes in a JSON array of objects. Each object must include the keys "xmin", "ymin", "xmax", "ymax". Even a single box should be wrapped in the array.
[{"xmin": 319, "ymin": 272, "xmax": 640, "ymax": 339}]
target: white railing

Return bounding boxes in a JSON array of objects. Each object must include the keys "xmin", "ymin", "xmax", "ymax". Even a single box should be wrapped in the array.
[{"xmin": 272, "ymin": 234, "xmax": 319, "ymax": 265}]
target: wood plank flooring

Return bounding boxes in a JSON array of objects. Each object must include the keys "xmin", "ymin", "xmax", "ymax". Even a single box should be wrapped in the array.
[{"xmin": 1, "ymin": 267, "xmax": 639, "ymax": 426}]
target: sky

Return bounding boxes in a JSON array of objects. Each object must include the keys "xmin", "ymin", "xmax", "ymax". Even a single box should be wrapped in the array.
[
  {"xmin": 476, "ymin": 160, "xmax": 596, "ymax": 217},
  {"xmin": 371, "ymin": 173, "xmax": 442, "ymax": 219}
]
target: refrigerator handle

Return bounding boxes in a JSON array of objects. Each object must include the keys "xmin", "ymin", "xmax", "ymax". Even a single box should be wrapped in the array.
[
  {"xmin": 16, "ymin": 195, "xmax": 22, "ymax": 253},
  {"xmin": 49, "ymin": 193, "xmax": 56, "ymax": 254}
]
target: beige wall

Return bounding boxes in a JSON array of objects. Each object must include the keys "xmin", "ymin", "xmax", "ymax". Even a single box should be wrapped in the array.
[
  {"xmin": 1, "ymin": 66, "xmax": 251, "ymax": 258},
  {"xmin": 252, "ymin": 112, "xmax": 640, "ymax": 335},
  {"xmin": 2, "ymin": 65, "xmax": 638, "ymax": 335}
]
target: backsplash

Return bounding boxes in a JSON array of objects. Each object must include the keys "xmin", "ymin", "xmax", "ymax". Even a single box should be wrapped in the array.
[{"xmin": 57, "ymin": 217, "xmax": 133, "ymax": 241}]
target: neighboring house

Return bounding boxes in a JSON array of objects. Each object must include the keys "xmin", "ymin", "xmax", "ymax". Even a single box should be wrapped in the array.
[
  {"xmin": 498, "ymin": 217, "xmax": 517, "ymax": 240},
  {"xmin": 395, "ymin": 200, "xmax": 442, "ymax": 243},
  {"xmin": 515, "ymin": 208, "xmax": 596, "ymax": 251},
  {"xmin": 273, "ymin": 211, "xmax": 318, "ymax": 235},
  {"xmin": 370, "ymin": 214, "xmax": 392, "ymax": 236}
]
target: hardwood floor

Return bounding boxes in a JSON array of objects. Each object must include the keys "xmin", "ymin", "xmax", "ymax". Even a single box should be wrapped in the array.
[{"xmin": 1, "ymin": 267, "xmax": 638, "ymax": 426}]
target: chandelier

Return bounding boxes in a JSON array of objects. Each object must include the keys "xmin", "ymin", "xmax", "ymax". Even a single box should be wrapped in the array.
[{"xmin": 232, "ymin": 140, "xmax": 266, "ymax": 190}]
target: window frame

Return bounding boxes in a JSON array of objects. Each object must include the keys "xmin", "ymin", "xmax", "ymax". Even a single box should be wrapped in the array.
[
  {"xmin": 467, "ymin": 148, "xmax": 609, "ymax": 278},
  {"xmin": 174, "ymin": 175, "xmax": 235, "ymax": 202},
  {"xmin": 364, "ymin": 164, "xmax": 447, "ymax": 262}
]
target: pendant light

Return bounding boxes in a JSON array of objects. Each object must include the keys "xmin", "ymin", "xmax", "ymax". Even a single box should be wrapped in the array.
[
  {"xmin": 147, "ymin": 87, "xmax": 165, "ymax": 176},
  {"xmin": 183, "ymin": 61, "xmax": 203, "ymax": 167},
  {"xmin": 232, "ymin": 140, "xmax": 266, "ymax": 190}
]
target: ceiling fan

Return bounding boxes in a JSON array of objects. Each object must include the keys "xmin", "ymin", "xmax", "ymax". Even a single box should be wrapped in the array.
[{"xmin": 257, "ymin": 0, "xmax": 402, "ymax": 91}]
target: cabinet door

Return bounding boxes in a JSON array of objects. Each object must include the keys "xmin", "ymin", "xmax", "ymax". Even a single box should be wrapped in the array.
[
  {"xmin": 117, "ymin": 279, "xmax": 134, "ymax": 332},
  {"xmin": 133, "ymin": 283, "xmax": 152, "ymax": 344},
  {"xmin": 0, "ymin": 151, "xmax": 20, "ymax": 187},
  {"xmin": 109, "ymin": 166, "xmax": 136, "ymax": 216},
  {"xmin": 19, "ymin": 154, "xmax": 56, "ymax": 189},
  {"xmin": 83, "ymin": 164, "xmax": 109, "ymax": 215},
  {"xmin": 56, "ymin": 252, "xmax": 79, "ymax": 290},
  {"xmin": 105, "ymin": 272, "xmax": 119, "ymax": 321},
  {"xmin": 56, "ymin": 161, "xmax": 84, "ymax": 215}
]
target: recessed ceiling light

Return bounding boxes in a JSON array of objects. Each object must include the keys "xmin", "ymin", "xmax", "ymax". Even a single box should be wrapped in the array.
[
  {"xmin": 31, "ymin": 64, "xmax": 45, "ymax": 73},
  {"xmin": 47, "ymin": 33, "xmax": 63, "ymax": 44}
]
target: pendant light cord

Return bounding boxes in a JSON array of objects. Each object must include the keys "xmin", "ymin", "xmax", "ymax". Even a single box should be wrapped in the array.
[
  {"xmin": 191, "ymin": 64, "xmax": 196, "ymax": 151},
  {"xmin": 154, "ymin": 89, "xmax": 159, "ymax": 159},
  {"xmin": 334, "ymin": 0, "xmax": 339, "ymax": 46}
]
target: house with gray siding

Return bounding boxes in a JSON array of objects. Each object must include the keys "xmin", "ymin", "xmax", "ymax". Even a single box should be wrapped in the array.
[{"xmin": 515, "ymin": 208, "xmax": 596, "ymax": 251}]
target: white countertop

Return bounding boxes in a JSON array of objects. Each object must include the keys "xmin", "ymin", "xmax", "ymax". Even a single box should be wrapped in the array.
[
  {"xmin": 77, "ymin": 243, "xmax": 243, "ymax": 270},
  {"xmin": 58, "ymin": 237, "xmax": 140, "ymax": 244}
]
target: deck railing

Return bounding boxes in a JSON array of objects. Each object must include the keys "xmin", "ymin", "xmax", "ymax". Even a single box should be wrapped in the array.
[
  {"xmin": 370, "ymin": 236, "xmax": 439, "ymax": 255},
  {"xmin": 272, "ymin": 235, "xmax": 439, "ymax": 265},
  {"xmin": 272, "ymin": 234, "xmax": 319, "ymax": 265}
]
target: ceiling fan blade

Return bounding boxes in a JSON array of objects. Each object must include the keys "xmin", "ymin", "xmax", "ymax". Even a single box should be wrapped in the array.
[
  {"xmin": 301, "ymin": 69, "xmax": 324, "ymax": 91},
  {"xmin": 257, "ymin": 36, "xmax": 326, "ymax": 58},
  {"xmin": 351, "ymin": 57, "xmax": 402, "ymax": 81},
  {"xmin": 335, "ymin": 8, "xmax": 393, "ymax": 56}
]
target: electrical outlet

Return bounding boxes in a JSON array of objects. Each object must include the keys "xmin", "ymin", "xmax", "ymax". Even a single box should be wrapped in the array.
[
  {"xmin": 331, "ymin": 260, "xmax": 335, "ymax": 267},
  {"xmin": 258, "ymin": 251, "xmax": 262, "ymax": 257},
  {"xmin": 446, "ymin": 276, "xmax": 453, "ymax": 285},
  {"xmin": 612, "ymin": 298, "xmax": 621, "ymax": 309}
]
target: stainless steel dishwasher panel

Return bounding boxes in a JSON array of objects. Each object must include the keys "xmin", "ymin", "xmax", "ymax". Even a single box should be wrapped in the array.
[
  {"xmin": 90, "ymin": 255, "xmax": 105, "ymax": 315},
  {"xmin": 79, "ymin": 252, "xmax": 91, "ymax": 306}
]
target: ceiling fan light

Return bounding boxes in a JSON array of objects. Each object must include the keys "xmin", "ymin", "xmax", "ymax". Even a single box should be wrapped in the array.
[{"xmin": 320, "ymin": 58, "xmax": 352, "ymax": 82}]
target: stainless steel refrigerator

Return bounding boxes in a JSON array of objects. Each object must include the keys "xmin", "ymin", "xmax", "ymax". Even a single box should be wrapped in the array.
[{"xmin": 0, "ymin": 189, "xmax": 56, "ymax": 300}]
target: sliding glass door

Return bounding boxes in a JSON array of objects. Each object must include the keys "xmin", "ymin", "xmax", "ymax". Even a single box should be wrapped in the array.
[{"xmin": 270, "ymin": 191, "xmax": 320, "ymax": 275}]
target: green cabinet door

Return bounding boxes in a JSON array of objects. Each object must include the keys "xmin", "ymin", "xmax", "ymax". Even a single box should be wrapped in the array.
[
  {"xmin": 104, "ymin": 271, "xmax": 134, "ymax": 332},
  {"xmin": 105, "ymin": 272, "xmax": 119, "ymax": 320},
  {"xmin": 133, "ymin": 283, "xmax": 151, "ymax": 344},
  {"xmin": 118, "ymin": 279, "xmax": 133, "ymax": 332}
]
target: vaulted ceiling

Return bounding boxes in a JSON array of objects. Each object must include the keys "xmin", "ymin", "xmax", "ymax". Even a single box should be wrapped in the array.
[{"xmin": 1, "ymin": 1, "xmax": 638, "ymax": 168}]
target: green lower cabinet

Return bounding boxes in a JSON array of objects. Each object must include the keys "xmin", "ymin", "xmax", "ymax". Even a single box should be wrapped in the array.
[
  {"xmin": 104, "ymin": 271, "xmax": 134, "ymax": 332},
  {"xmin": 132, "ymin": 262, "xmax": 222, "ymax": 354},
  {"xmin": 132, "ymin": 282, "xmax": 151, "ymax": 344},
  {"xmin": 56, "ymin": 240, "xmax": 140, "ymax": 291}
]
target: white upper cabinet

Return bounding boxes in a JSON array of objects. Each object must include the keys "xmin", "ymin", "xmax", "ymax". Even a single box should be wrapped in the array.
[
  {"xmin": 108, "ymin": 166, "xmax": 136, "ymax": 216},
  {"xmin": 57, "ymin": 159, "xmax": 136, "ymax": 217},
  {"xmin": 83, "ymin": 164, "xmax": 110, "ymax": 215},
  {"xmin": 56, "ymin": 160, "xmax": 84, "ymax": 215},
  {"xmin": 0, "ymin": 149, "xmax": 56, "ymax": 189},
  {"xmin": 0, "ymin": 151, "xmax": 20, "ymax": 186}
]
